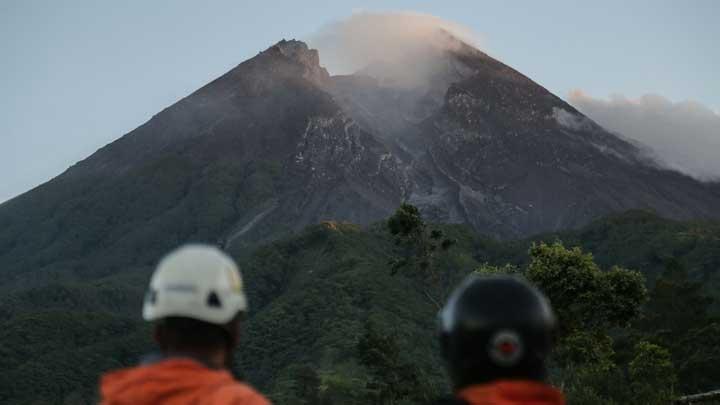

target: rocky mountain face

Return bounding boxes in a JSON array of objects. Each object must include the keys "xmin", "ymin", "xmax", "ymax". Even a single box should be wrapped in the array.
[
  {"xmin": 1, "ymin": 37, "xmax": 719, "ymax": 285},
  {"xmin": 0, "ymin": 40, "xmax": 404, "ymax": 286},
  {"xmin": 328, "ymin": 37, "xmax": 720, "ymax": 238}
]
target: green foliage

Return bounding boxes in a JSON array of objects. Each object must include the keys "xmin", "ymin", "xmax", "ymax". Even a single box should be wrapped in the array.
[
  {"xmin": 473, "ymin": 263, "xmax": 522, "ymax": 276},
  {"xmin": 565, "ymin": 384, "xmax": 616, "ymax": 405},
  {"xmin": 386, "ymin": 204, "xmax": 458, "ymax": 308},
  {"xmin": 527, "ymin": 241, "xmax": 647, "ymax": 334},
  {"xmin": 320, "ymin": 373, "xmax": 369, "ymax": 405},
  {"xmin": 629, "ymin": 342, "xmax": 676, "ymax": 403},
  {"xmin": 387, "ymin": 203, "xmax": 456, "ymax": 275},
  {"xmin": 641, "ymin": 258, "xmax": 713, "ymax": 339},
  {"xmin": 1, "ymin": 209, "xmax": 719, "ymax": 404},
  {"xmin": 538, "ymin": 211, "xmax": 720, "ymax": 294},
  {"xmin": 555, "ymin": 330, "xmax": 615, "ymax": 373},
  {"xmin": 356, "ymin": 321, "xmax": 434, "ymax": 404},
  {"xmin": 387, "ymin": 203, "xmax": 424, "ymax": 238},
  {"xmin": 271, "ymin": 364, "xmax": 322, "ymax": 405},
  {"xmin": 0, "ymin": 310, "xmax": 151, "ymax": 404},
  {"xmin": 638, "ymin": 259, "xmax": 720, "ymax": 393},
  {"xmin": 525, "ymin": 242, "xmax": 657, "ymax": 403},
  {"xmin": 234, "ymin": 222, "xmax": 464, "ymax": 403},
  {"xmin": 673, "ymin": 323, "xmax": 720, "ymax": 394}
]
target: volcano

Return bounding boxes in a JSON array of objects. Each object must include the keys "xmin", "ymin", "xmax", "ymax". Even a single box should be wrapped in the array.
[{"xmin": 1, "ymin": 37, "xmax": 719, "ymax": 286}]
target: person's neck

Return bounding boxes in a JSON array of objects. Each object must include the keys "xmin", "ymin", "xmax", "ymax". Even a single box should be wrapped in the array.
[{"xmin": 165, "ymin": 348, "xmax": 227, "ymax": 369}]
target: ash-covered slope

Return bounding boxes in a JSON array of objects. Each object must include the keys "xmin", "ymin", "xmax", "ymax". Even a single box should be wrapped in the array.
[{"xmin": 330, "ymin": 36, "xmax": 720, "ymax": 238}]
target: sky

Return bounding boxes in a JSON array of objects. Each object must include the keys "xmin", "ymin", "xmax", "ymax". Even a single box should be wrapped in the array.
[{"xmin": 2, "ymin": 0, "xmax": 719, "ymax": 202}]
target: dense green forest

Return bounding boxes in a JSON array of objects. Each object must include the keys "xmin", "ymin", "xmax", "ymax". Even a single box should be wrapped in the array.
[{"xmin": 1, "ymin": 208, "xmax": 719, "ymax": 404}]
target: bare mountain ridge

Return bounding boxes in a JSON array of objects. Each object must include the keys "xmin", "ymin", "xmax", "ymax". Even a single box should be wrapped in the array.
[
  {"xmin": 1, "ymin": 37, "xmax": 719, "ymax": 284},
  {"xmin": 325, "ymin": 37, "xmax": 720, "ymax": 237}
]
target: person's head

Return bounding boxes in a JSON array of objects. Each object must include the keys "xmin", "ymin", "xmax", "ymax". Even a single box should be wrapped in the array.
[
  {"xmin": 438, "ymin": 275, "xmax": 556, "ymax": 390},
  {"xmin": 142, "ymin": 244, "xmax": 248, "ymax": 368}
]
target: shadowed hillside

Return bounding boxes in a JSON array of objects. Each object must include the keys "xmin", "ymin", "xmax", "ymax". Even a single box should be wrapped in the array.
[{"xmin": 1, "ymin": 210, "xmax": 718, "ymax": 404}]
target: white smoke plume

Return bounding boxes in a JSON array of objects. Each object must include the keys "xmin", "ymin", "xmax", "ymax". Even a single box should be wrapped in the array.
[
  {"xmin": 569, "ymin": 91, "xmax": 720, "ymax": 182},
  {"xmin": 308, "ymin": 11, "xmax": 483, "ymax": 84}
]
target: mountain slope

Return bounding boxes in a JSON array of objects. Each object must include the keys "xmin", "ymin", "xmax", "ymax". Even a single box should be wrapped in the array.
[
  {"xmin": 329, "ymin": 37, "xmax": 720, "ymax": 238},
  {"xmin": 0, "ymin": 40, "xmax": 406, "ymax": 287},
  {"xmin": 2, "ymin": 212, "xmax": 719, "ymax": 403},
  {"xmin": 2, "ymin": 37, "xmax": 720, "ymax": 289}
]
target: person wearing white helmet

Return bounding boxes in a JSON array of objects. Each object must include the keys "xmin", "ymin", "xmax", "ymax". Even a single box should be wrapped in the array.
[{"xmin": 99, "ymin": 244, "xmax": 270, "ymax": 405}]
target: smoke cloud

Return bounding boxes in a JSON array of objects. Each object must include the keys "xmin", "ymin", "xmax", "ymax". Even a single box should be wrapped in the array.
[
  {"xmin": 308, "ymin": 11, "xmax": 483, "ymax": 83},
  {"xmin": 569, "ymin": 91, "xmax": 720, "ymax": 182}
]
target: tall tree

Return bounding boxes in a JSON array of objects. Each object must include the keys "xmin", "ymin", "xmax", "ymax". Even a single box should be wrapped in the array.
[
  {"xmin": 525, "ymin": 242, "xmax": 654, "ymax": 403},
  {"xmin": 386, "ymin": 203, "xmax": 455, "ymax": 308}
]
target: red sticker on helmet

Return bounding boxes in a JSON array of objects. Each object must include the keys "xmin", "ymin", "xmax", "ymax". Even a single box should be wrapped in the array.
[{"xmin": 488, "ymin": 330, "xmax": 524, "ymax": 366}]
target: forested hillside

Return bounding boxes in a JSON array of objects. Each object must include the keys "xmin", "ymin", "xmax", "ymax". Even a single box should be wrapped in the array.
[{"xmin": 1, "ymin": 209, "xmax": 718, "ymax": 404}]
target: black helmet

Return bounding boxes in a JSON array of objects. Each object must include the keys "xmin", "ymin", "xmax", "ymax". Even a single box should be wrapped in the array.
[{"xmin": 438, "ymin": 275, "xmax": 556, "ymax": 389}]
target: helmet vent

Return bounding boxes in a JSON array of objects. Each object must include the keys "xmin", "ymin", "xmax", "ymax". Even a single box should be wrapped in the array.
[
  {"xmin": 207, "ymin": 291, "xmax": 223, "ymax": 308},
  {"xmin": 146, "ymin": 289, "xmax": 158, "ymax": 305}
]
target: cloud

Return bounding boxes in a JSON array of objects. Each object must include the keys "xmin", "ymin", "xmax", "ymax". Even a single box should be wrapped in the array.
[
  {"xmin": 307, "ymin": 11, "xmax": 483, "ymax": 84},
  {"xmin": 568, "ymin": 91, "xmax": 720, "ymax": 181}
]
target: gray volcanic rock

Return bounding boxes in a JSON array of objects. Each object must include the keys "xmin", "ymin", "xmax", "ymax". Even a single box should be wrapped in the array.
[
  {"xmin": 1, "ymin": 37, "xmax": 719, "ymax": 286},
  {"xmin": 330, "ymin": 39, "xmax": 720, "ymax": 238},
  {"xmin": 0, "ymin": 39, "xmax": 405, "ymax": 285}
]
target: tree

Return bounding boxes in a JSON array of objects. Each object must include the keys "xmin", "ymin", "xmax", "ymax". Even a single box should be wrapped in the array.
[
  {"xmin": 526, "ymin": 241, "xmax": 647, "ymax": 336},
  {"xmin": 473, "ymin": 263, "xmax": 521, "ymax": 276},
  {"xmin": 386, "ymin": 203, "xmax": 456, "ymax": 308},
  {"xmin": 641, "ymin": 258, "xmax": 713, "ymax": 339},
  {"xmin": 356, "ymin": 321, "xmax": 433, "ymax": 405},
  {"xmin": 554, "ymin": 330, "xmax": 615, "ymax": 374},
  {"xmin": 525, "ymin": 242, "xmax": 650, "ymax": 402},
  {"xmin": 673, "ymin": 323, "xmax": 720, "ymax": 394},
  {"xmin": 290, "ymin": 365, "xmax": 321, "ymax": 405},
  {"xmin": 629, "ymin": 342, "xmax": 676, "ymax": 403},
  {"xmin": 387, "ymin": 203, "xmax": 456, "ymax": 276},
  {"xmin": 639, "ymin": 258, "xmax": 720, "ymax": 393}
]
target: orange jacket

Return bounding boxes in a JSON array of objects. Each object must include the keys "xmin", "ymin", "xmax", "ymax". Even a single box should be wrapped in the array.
[
  {"xmin": 458, "ymin": 380, "xmax": 565, "ymax": 405},
  {"xmin": 100, "ymin": 358, "xmax": 271, "ymax": 405}
]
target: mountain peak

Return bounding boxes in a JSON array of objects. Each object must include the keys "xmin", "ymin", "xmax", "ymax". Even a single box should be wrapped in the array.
[
  {"xmin": 264, "ymin": 39, "xmax": 330, "ymax": 86},
  {"xmin": 274, "ymin": 39, "xmax": 318, "ymax": 65}
]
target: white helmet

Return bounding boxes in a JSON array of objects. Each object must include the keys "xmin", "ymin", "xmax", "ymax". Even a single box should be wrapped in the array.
[{"xmin": 143, "ymin": 244, "xmax": 248, "ymax": 324}]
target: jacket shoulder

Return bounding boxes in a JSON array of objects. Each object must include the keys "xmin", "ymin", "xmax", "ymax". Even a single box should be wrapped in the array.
[{"xmin": 209, "ymin": 382, "xmax": 271, "ymax": 405}]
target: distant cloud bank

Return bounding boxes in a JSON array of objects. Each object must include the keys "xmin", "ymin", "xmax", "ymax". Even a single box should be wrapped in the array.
[{"xmin": 568, "ymin": 91, "xmax": 720, "ymax": 182}]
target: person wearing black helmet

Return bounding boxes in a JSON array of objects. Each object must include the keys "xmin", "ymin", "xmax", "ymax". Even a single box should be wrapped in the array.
[{"xmin": 435, "ymin": 274, "xmax": 565, "ymax": 405}]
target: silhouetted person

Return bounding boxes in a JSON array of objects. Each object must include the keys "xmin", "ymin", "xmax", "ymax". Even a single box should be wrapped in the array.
[
  {"xmin": 99, "ymin": 244, "xmax": 270, "ymax": 405},
  {"xmin": 434, "ymin": 275, "xmax": 565, "ymax": 405}
]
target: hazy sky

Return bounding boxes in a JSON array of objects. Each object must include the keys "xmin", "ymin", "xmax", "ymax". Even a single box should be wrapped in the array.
[{"xmin": 2, "ymin": 0, "xmax": 719, "ymax": 202}]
